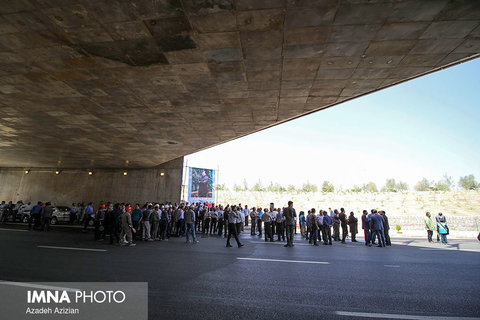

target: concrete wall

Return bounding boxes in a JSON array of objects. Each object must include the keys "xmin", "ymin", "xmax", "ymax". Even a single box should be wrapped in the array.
[{"xmin": 0, "ymin": 157, "xmax": 183, "ymax": 206}]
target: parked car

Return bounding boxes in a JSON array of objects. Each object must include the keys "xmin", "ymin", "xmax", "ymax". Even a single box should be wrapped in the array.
[
  {"xmin": 17, "ymin": 206, "xmax": 75, "ymax": 225},
  {"xmin": 0, "ymin": 206, "xmax": 30, "ymax": 223},
  {"xmin": 3, "ymin": 205, "xmax": 92, "ymax": 226},
  {"xmin": 20, "ymin": 210, "xmax": 31, "ymax": 223},
  {"xmin": 50, "ymin": 206, "xmax": 72, "ymax": 225},
  {"xmin": 17, "ymin": 204, "xmax": 32, "ymax": 223}
]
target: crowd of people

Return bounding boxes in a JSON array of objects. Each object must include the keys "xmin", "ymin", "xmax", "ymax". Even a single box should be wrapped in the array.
[
  {"xmin": 297, "ymin": 208, "xmax": 391, "ymax": 247},
  {"xmin": 0, "ymin": 199, "xmax": 453, "ymax": 247}
]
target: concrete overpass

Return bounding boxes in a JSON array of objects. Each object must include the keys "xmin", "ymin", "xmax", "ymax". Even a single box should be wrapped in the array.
[{"xmin": 0, "ymin": 0, "xmax": 479, "ymax": 204}]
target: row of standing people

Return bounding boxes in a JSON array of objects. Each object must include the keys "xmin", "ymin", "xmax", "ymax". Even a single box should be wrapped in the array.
[
  {"xmin": 17, "ymin": 199, "xmax": 391, "ymax": 250},
  {"xmin": 361, "ymin": 209, "xmax": 392, "ymax": 247},
  {"xmin": 298, "ymin": 208, "xmax": 391, "ymax": 247},
  {"xmin": 91, "ymin": 202, "xmax": 392, "ymax": 248},
  {"xmin": 91, "ymin": 201, "xmax": 298, "ymax": 248},
  {"xmin": 92, "ymin": 202, "xmax": 185, "ymax": 245},
  {"xmin": 91, "ymin": 202, "xmax": 246, "ymax": 246},
  {"xmin": 246, "ymin": 205, "xmax": 297, "ymax": 247}
]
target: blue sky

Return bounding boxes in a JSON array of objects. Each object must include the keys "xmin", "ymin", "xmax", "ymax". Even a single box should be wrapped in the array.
[{"xmin": 185, "ymin": 57, "xmax": 480, "ymax": 190}]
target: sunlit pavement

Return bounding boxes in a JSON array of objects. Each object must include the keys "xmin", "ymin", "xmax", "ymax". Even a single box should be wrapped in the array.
[{"xmin": 1, "ymin": 225, "xmax": 479, "ymax": 320}]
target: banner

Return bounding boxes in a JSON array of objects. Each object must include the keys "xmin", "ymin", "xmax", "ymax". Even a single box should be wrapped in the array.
[{"xmin": 188, "ymin": 167, "xmax": 215, "ymax": 204}]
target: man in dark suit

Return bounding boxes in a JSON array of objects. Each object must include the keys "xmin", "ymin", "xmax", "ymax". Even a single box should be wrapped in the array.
[
  {"xmin": 369, "ymin": 210, "xmax": 377, "ymax": 245},
  {"xmin": 339, "ymin": 208, "xmax": 348, "ymax": 244},
  {"xmin": 361, "ymin": 210, "xmax": 371, "ymax": 246},
  {"xmin": 371, "ymin": 211, "xmax": 386, "ymax": 247},
  {"xmin": 284, "ymin": 201, "xmax": 296, "ymax": 247},
  {"xmin": 380, "ymin": 210, "xmax": 391, "ymax": 246}
]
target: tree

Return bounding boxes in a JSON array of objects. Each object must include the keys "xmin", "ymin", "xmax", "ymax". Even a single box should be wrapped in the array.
[
  {"xmin": 287, "ymin": 184, "xmax": 296, "ymax": 193},
  {"xmin": 459, "ymin": 174, "xmax": 478, "ymax": 190},
  {"xmin": 300, "ymin": 181, "xmax": 318, "ymax": 193},
  {"xmin": 414, "ymin": 178, "xmax": 431, "ymax": 191},
  {"xmin": 350, "ymin": 185, "xmax": 362, "ymax": 193},
  {"xmin": 267, "ymin": 182, "xmax": 282, "ymax": 193},
  {"xmin": 322, "ymin": 181, "xmax": 335, "ymax": 193},
  {"xmin": 433, "ymin": 174, "xmax": 453, "ymax": 191},
  {"xmin": 382, "ymin": 178, "xmax": 408, "ymax": 192},
  {"xmin": 216, "ymin": 183, "xmax": 228, "ymax": 191},
  {"xmin": 242, "ymin": 178, "xmax": 249, "ymax": 191},
  {"xmin": 382, "ymin": 178, "xmax": 397, "ymax": 192},
  {"xmin": 267, "ymin": 182, "xmax": 275, "ymax": 192},
  {"xmin": 362, "ymin": 182, "xmax": 378, "ymax": 193},
  {"xmin": 396, "ymin": 181, "xmax": 409, "ymax": 191},
  {"xmin": 233, "ymin": 184, "xmax": 243, "ymax": 192},
  {"xmin": 251, "ymin": 180, "xmax": 265, "ymax": 192}
]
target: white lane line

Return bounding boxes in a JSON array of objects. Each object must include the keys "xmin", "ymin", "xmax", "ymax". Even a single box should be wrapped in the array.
[
  {"xmin": 384, "ymin": 265, "xmax": 400, "ymax": 268},
  {"xmin": 419, "ymin": 248, "xmax": 443, "ymax": 250},
  {"xmin": 335, "ymin": 311, "xmax": 480, "ymax": 320},
  {"xmin": 0, "ymin": 280, "xmax": 79, "ymax": 292},
  {"xmin": 0, "ymin": 228, "xmax": 28, "ymax": 232},
  {"xmin": 237, "ymin": 257, "xmax": 329, "ymax": 264},
  {"xmin": 38, "ymin": 245, "xmax": 106, "ymax": 252}
]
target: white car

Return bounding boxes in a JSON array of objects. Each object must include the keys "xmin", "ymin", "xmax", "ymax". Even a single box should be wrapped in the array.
[{"xmin": 50, "ymin": 206, "xmax": 72, "ymax": 225}]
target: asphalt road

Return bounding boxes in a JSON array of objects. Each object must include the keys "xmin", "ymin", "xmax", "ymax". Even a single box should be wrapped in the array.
[{"xmin": 1, "ymin": 225, "xmax": 479, "ymax": 320}]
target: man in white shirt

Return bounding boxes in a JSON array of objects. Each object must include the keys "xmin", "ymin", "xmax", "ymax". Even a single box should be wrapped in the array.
[
  {"xmin": 276, "ymin": 209, "xmax": 285, "ymax": 242},
  {"xmin": 316, "ymin": 212, "xmax": 324, "ymax": 243},
  {"xmin": 176, "ymin": 205, "xmax": 185, "ymax": 237},
  {"xmin": 244, "ymin": 205, "xmax": 250, "ymax": 227},
  {"xmin": 226, "ymin": 207, "xmax": 243, "ymax": 248},
  {"xmin": 237, "ymin": 207, "xmax": 245, "ymax": 234}
]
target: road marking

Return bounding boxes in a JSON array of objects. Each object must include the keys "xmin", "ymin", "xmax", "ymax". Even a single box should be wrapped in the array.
[
  {"xmin": 237, "ymin": 257, "xmax": 329, "ymax": 264},
  {"xmin": 38, "ymin": 245, "xmax": 106, "ymax": 252},
  {"xmin": 0, "ymin": 228, "xmax": 28, "ymax": 232},
  {"xmin": 384, "ymin": 265, "xmax": 400, "ymax": 268},
  {"xmin": 335, "ymin": 311, "xmax": 480, "ymax": 320},
  {"xmin": 0, "ymin": 281, "xmax": 79, "ymax": 292},
  {"xmin": 419, "ymin": 248, "xmax": 442, "ymax": 250}
]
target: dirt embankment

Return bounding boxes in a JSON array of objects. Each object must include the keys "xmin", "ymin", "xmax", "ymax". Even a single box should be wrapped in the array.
[{"xmin": 216, "ymin": 190, "xmax": 480, "ymax": 232}]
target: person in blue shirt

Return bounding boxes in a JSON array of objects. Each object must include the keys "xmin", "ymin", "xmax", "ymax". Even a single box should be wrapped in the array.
[
  {"xmin": 131, "ymin": 204, "xmax": 143, "ymax": 240},
  {"xmin": 436, "ymin": 212, "xmax": 448, "ymax": 244},
  {"xmin": 256, "ymin": 208, "xmax": 263, "ymax": 237},
  {"xmin": 299, "ymin": 211, "xmax": 307, "ymax": 238},
  {"xmin": 322, "ymin": 211, "xmax": 333, "ymax": 245},
  {"xmin": 70, "ymin": 203, "xmax": 78, "ymax": 224},
  {"xmin": 82, "ymin": 202, "xmax": 94, "ymax": 232},
  {"xmin": 29, "ymin": 201, "xmax": 43, "ymax": 230}
]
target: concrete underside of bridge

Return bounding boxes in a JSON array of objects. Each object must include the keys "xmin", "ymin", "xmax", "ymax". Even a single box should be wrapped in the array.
[
  {"xmin": 0, "ymin": 157, "xmax": 183, "ymax": 205},
  {"xmin": 0, "ymin": 0, "xmax": 479, "ymax": 204}
]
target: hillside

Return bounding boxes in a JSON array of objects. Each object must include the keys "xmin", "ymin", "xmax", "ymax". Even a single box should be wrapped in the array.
[{"xmin": 216, "ymin": 190, "xmax": 480, "ymax": 232}]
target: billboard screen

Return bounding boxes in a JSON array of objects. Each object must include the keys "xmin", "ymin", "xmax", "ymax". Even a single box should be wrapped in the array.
[{"xmin": 188, "ymin": 167, "xmax": 216, "ymax": 204}]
